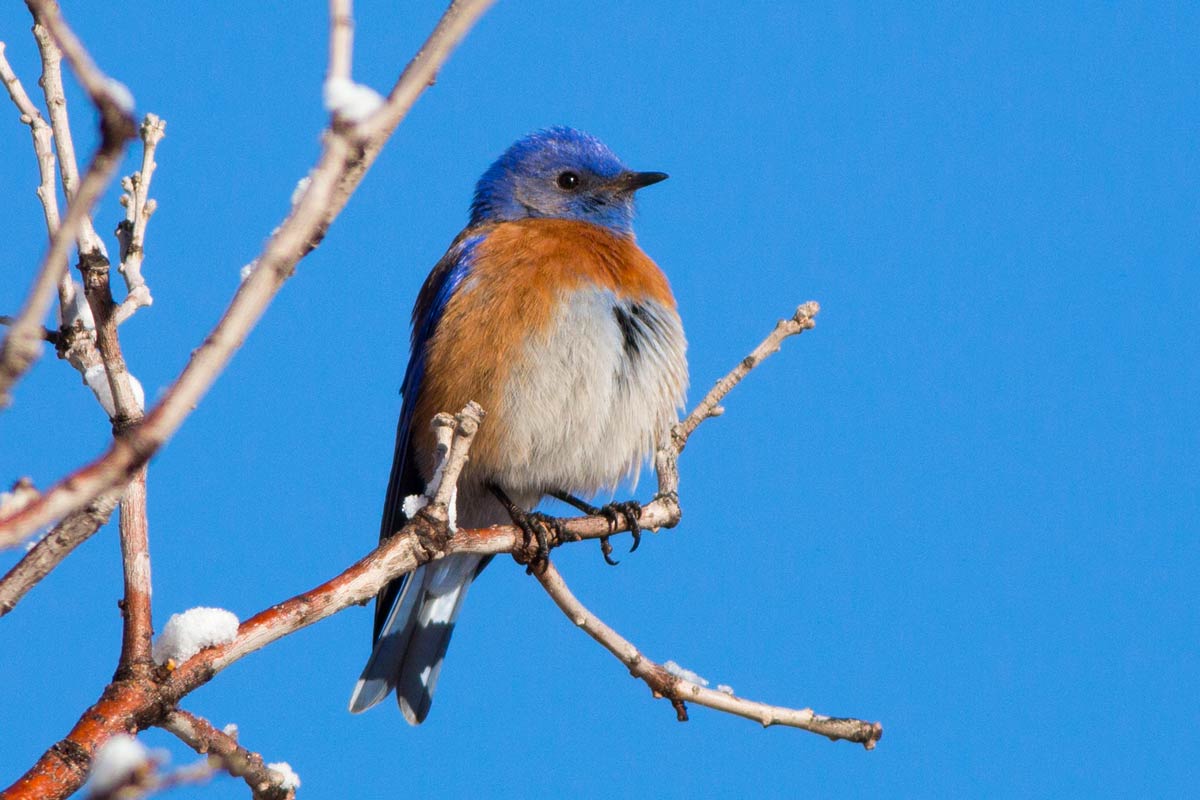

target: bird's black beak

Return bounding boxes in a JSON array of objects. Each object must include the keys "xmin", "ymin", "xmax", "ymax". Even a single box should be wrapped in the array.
[{"xmin": 614, "ymin": 170, "xmax": 669, "ymax": 192}]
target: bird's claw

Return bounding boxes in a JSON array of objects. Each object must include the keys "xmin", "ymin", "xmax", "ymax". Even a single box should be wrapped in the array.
[
  {"xmin": 547, "ymin": 491, "xmax": 645, "ymax": 566},
  {"xmin": 599, "ymin": 535, "xmax": 619, "ymax": 566},
  {"xmin": 599, "ymin": 500, "xmax": 643, "ymax": 553},
  {"xmin": 513, "ymin": 511, "xmax": 563, "ymax": 574}
]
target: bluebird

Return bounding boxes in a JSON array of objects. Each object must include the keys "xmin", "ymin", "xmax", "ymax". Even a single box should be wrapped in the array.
[{"xmin": 348, "ymin": 127, "xmax": 687, "ymax": 723}]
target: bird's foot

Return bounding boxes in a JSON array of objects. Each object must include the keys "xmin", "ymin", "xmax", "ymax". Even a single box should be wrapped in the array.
[
  {"xmin": 550, "ymin": 492, "xmax": 643, "ymax": 566},
  {"xmin": 598, "ymin": 500, "xmax": 643, "ymax": 556},
  {"xmin": 489, "ymin": 484, "xmax": 563, "ymax": 573}
]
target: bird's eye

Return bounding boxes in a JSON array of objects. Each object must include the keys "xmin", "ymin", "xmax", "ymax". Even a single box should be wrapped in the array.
[{"xmin": 556, "ymin": 171, "xmax": 580, "ymax": 190}]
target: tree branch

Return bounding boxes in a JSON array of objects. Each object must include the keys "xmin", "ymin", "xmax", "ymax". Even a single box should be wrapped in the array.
[
  {"xmin": 159, "ymin": 711, "xmax": 294, "ymax": 800},
  {"xmin": 0, "ymin": 2, "xmax": 137, "ymax": 406},
  {"xmin": 676, "ymin": 301, "xmax": 820, "ymax": 445},
  {"xmin": 0, "ymin": 490, "xmax": 120, "ymax": 617},
  {"xmin": 115, "ymin": 469, "xmax": 153, "ymax": 672},
  {"xmin": 0, "ymin": 0, "xmax": 496, "ymax": 549},
  {"xmin": 0, "ymin": 42, "xmax": 66, "ymax": 300},
  {"xmin": 327, "ymin": 0, "xmax": 354, "ymax": 86},
  {"xmin": 533, "ymin": 559, "xmax": 882, "ymax": 748},
  {"xmin": 112, "ymin": 115, "xmax": 166, "ymax": 326}
]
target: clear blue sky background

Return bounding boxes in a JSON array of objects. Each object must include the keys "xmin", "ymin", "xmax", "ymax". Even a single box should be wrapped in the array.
[{"xmin": 2, "ymin": 2, "xmax": 1197, "ymax": 797}]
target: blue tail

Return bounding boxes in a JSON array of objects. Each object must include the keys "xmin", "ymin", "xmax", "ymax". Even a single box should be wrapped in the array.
[{"xmin": 348, "ymin": 553, "xmax": 487, "ymax": 722}]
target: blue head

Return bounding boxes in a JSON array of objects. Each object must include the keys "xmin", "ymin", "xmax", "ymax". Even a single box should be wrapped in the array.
[{"xmin": 469, "ymin": 126, "xmax": 667, "ymax": 234}]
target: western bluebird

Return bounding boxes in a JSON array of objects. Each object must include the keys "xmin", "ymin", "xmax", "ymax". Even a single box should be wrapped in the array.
[{"xmin": 349, "ymin": 127, "xmax": 687, "ymax": 723}]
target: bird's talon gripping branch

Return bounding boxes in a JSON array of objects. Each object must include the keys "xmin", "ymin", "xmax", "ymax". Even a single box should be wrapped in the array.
[
  {"xmin": 551, "ymin": 492, "xmax": 643, "ymax": 558},
  {"xmin": 489, "ymin": 484, "xmax": 562, "ymax": 568},
  {"xmin": 599, "ymin": 535, "xmax": 618, "ymax": 566},
  {"xmin": 604, "ymin": 500, "xmax": 642, "ymax": 552}
]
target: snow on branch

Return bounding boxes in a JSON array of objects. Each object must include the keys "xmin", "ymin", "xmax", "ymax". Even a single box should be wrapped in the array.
[{"xmin": 160, "ymin": 711, "xmax": 296, "ymax": 800}]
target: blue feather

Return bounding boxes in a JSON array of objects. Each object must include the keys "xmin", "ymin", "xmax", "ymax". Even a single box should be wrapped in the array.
[
  {"xmin": 396, "ymin": 233, "xmax": 482, "ymax": 465},
  {"xmin": 372, "ymin": 232, "xmax": 482, "ymax": 643}
]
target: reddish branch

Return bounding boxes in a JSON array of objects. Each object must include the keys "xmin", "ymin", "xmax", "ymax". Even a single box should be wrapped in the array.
[{"xmin": 116, "ymin": 469, "xmax": 153, "ymax": 672}]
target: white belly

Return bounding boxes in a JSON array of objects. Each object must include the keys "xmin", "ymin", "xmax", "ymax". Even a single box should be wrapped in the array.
[{"xmin": 486, "ymin": 287, "xmax": 687, "ymax": 497}]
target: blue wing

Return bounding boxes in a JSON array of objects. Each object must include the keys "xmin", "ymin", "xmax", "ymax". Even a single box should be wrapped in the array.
[
  {"xmin": 372, "ymin": 231, "xmax": 483, "ymax": 642},
  {"xmin": 350, "ymin": 229, "xmax": 490, "ymax": 719}
]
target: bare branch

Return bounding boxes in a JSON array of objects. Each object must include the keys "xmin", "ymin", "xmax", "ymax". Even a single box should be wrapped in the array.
[
  {"xmin": 0, "ymin": 41, "xmax": 63, "ymax": 258},
  {"xmin": 25, "ymin": 1, "xmax": 138, "ymax": 147},
  {"xmin": 0, "ymin": 490, "xmax": 120, "ymax": 617},
  {"xmin": 677, "ymin": 301, "xmax": 820, "ymax": 446},
  {"xmin": 329, "ymin": 0, "xmax": 496, "ymax": 211},
  {"xmin": 533, "ymin": 560, "xmax": 882, "ymax": 748},
  {"xmin": 0, "ymin": 0, "xmax": 496, "ymax": 548},
  {"xmin": 160, "ymin": 711, "xmax": 295, "ymax": 800},
  {"xmin": 328, "ymin": 0, "xmax": 354, "ymax": 85},
  {"xmin": 0, "ymin": 3, "xmax": 138, "ymax": 405},
  {"xmin": 113, "ymin": 115, "xmax": 166, "ymax": 326},
  {"xmin": 28, "ymin": 18, "xmax": 105, "ymax": 254},
  {"xmin": 0, "ymin": 142, "xmax": 125, "ymax": 404},
  {"xmin": 0, "ymin": 37, "xmax": 106, "ymax": 382},
  {"xmin": 116, "ymin": 469, "xmax": 153, "ymax": 671}
]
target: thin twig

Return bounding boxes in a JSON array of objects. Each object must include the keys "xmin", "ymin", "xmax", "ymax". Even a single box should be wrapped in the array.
[
  {"xmin": 30, "ymin": 1, "xmax": 143, "ymax": 423},
  {"xmin": 113, "ymin": 115, "xmax": 166, "ymax": 325},
  {"xmin": 0, "ymin": 4, "xmax": 137, "ymax": 405},
  {"xmin": 0, "ymin": 35, "xmax": 109, "ymax": 379},
  {"xmin": 29, "ymin": 18, "xmax": 105, "ymax": 254},
  {"xmin": 25, "ymin": 0, "xmax": 138, "ymax": 145},
  {"xmin": 0, "ymin": 0, "xmax": 496, "ymax": 549},
  {"xmin": 0, "ymin": 42, "xmax": 66, "ymax": 293},
  {"xmin": 328, "ymin": 0, "xmax": 354, "ymax": 85},
  {"xmin": 533, "ymin": 559, "xmax": 882, "ymax": 748},
  {"xmin": 160, "ymin": 711, "xmax": 294, "ymax": 800},
  {"xmin": 677, "ymin": 301, "xmax": 820, "ymax": 445},
  {"xmin": 0, "ymin": 317, "xmax": 57, "ymax": 344},
  {"xmin": 0, "ymin": 124, "xmax": 130, "ymax": 404}
]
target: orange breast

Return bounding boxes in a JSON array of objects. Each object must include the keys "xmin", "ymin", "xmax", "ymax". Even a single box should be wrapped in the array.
[{"xmin": 410, "ymin": 218, "xmax": 676, "ymax": 481}]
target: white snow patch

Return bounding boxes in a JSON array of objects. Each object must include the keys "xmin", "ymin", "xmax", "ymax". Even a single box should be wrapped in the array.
[
  {"xmin": 717, "ymin": 684, "xmax": 735, "ymax": 695},
  {"xmin": 663, "ymin": 660, "xmax": 709, "ymax": 686},
  {"xmin": 402, "ymin": 494, "xmax": 428, "ymax": 519},
  {"xmin": 323, "ymin": 77, "xmax": 383, "ymax": 122},
  {"xmin": 88, "ymin": 734, "xmax": 150, "ymax": 794},
  {"xmin": 64, "ymin": 282, "xmax": 95, "ymax": 329},
  {"xmin": 291, "ymin": 176, "xmax": 312, "ymax": 207},
  {"xmin": 266, "ymin": 761, "xmax": 301, "ymax": 790},
  {"xmin": 152, "ymin": 607, "xmax": 239, "ymax": 665},
  {"xmin": 84, "ymin": 364, "xmax": 145, "ymax": 417},
  {"xmin": 222, "ymin": 723, "xmax": 239, "ymax": 739},
  {"xmin": 239, "ymin": 261, "xmax": 258, "ymax": 283},
  {"xmin": 103, "ymin": 79, "xmax": 135, "ymax": 113},
  {"xmin": 402, "ymin": 491, "xmax": 457, "ymax": 532}
]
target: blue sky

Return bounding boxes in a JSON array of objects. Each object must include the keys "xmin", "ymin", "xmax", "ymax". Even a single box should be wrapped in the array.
[{"xmin": 2, "ymin": 2, "xmax": 1197, "ymax": 797}]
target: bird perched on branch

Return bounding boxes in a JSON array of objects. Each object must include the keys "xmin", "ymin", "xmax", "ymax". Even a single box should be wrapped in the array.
[{"xmin": 349, "ymin": 127, "xmax": 687, "ymax": 723}]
